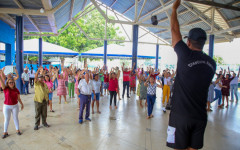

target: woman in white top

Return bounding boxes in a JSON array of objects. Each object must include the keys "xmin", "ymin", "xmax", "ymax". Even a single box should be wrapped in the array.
[
  {"xmin": 213, "ymin": 75, "xmax": 226, "ymax": 107},
  {"xmin": 230, "ymin": 68, "xmax": 240, "ymax": 102},
  {"xmin": 29, "ymin": 67, "xmax": 35, "ymax": 88}
]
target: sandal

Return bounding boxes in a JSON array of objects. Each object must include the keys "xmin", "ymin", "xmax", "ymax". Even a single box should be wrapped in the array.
[
  {"xmin": 43, "ymin": 123, "xmax": 50, "ymax": 128},
  {"xmin": 16, "ymin": 131, "xmax": 22, "ymax": 135},
  {"xmin": 2, "ymin": 133, "xmax": 9, "ymax": 139}
]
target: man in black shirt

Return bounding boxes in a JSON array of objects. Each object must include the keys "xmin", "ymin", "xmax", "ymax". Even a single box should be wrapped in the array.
[{"xmin": 167, "ymin": 0, "xmax": 216, "ymax": 150}]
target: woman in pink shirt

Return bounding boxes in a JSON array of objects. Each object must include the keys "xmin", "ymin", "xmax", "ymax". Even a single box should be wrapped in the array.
[
  {"xmin": 44, "ymin": 75, "xmax": 55, "ymax": 112},
  {"xmin": 57, "ymin": 72, "xmax": 67, "ymax": 104},
  {"xmin": 109, "ymin": 71, "xmax": 118, "ymax": 109}
]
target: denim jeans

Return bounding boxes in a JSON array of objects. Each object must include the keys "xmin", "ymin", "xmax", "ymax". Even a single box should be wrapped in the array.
[
  {"xmin": 214, "ymin": 89, "xmax": 222, "ymax": 105},
  {"xmin": 230, "ymin": 84, "xmax": 238, "ymax": 101},
  {"xmin": 147, "ymin": 94, "xmax": 156, "ymax": 116},
  {"xmin": 23, "ymin": 81, "xmax": 29, "ymax": 94},
  {"xmin": 53, "ymin": 78, "xmax": 58, "ymax": 90},
  {"xmin": 122, "ymin": 81, "xmax": 130, "ymax": 97}
]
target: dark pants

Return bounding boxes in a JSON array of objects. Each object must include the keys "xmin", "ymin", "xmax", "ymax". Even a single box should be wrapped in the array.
[
  {"xmin": 109, "ymin": 91, "xmax": 117, "ymax": 106},
  {"xmin": 79, "ymin": 95, "xmax": 91, "ymax": 120},
  {"xmin": 100, "ymin": 81, "xmax": 103, "ymax": 95},
  {"xmin": 147, "ymin": 94, "xmax": 156, "ymax": 116},
  {"xmin": 35, "ymin": 101, "xmax": 47, "ymax": 126},
  {"xmin": 23, "ymin": 81, "xmax": 29, "ymax": 94},
  {"xmin": 30, "ymin": 78, "xmax": 34, "ymax": 88},
  {"xmin": 122, "ymin": 81, "xmax": 130, "ymax": 97}
]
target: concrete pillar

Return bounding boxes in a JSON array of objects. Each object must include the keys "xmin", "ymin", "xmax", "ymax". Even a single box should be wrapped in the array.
[
  {"xmin": 39, "ymin": 37, "xmax": 43, "ymax": 66},
  {"xmin": 209, "ymin": 35, "xmax": 214, "ymax": 58},
  {"xmin": 16, "ymin": 16, "xmax": 24, "ymax": 94},
  {"xmin": 132, "ymin": 25, "xmax": 139, "ymax": 70},
  {"xmin": 104, "ymin": 40, "xmax": 107, "ymax": 69},
  {"xmin": 155, "ymin": 44, "xmax": 159, "ymax": 71}
]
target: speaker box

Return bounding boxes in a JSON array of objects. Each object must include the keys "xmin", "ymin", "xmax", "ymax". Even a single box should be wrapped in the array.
[{"xmin": 151, "ymin": 15, "xmax": 158, "ymax": 25}]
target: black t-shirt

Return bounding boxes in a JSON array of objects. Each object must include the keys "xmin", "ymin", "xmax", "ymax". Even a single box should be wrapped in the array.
[{"xmin": 171, "ymin": 40, "xmax": 216, "ymax": 121}]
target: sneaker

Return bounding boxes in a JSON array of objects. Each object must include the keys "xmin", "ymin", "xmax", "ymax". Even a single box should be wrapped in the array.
[
  {"xmin": 64, "ymin": 101, "xmax": 68, "ymax": 104},
  {"xmin": 162, "ymin": 107, "xmax": 166, "ymax": 113},
  {"xmin": 127, "ymin": 96, "xmax": 130, "ymax": 98},
  {"xmin": 34, "ymin": 126, "xmax": 39, "ymax": 130},
  {"xmin": 79, "ymin": 119, "xmax": 83, "ymax": 124},
  {"xmin": 85, "ymin": 118, "xmax": 91, "ymax": 121}
]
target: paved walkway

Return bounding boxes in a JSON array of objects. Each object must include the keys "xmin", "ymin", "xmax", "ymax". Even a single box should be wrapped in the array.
[{"xmin": 0, "ymin": 87, "xmax": 239, "ymax": 150}]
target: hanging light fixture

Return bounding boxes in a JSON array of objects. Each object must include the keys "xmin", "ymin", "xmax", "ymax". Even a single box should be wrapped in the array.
[{"xmin": 40, "ymin": 8, "xmax": 45, "ymax": 13}]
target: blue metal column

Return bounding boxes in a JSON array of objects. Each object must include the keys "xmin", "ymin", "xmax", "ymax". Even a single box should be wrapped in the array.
[
  {"xmin": 132, "ymin": 25, "xmax": 139, "ymax": 70},
  {"xmin": 104, "ymin": 40, "xmax": 107, "ymax": 68},
  {"xmin": 39, "ymin": 37, "xmax": 43, "ymax": 66},
  {"xmin": 209, "ymin": 35, "xmax": 214, "ymax": 58},
  {"xmin": 155, "ymin": 44, "xmax": 159, "ymax": 71},
  {"xmin": 5, "ymin": 44, "xmax": 12, "ymax": 65},
  {"xmin": 16, "ymin": 16, "xmax": 24, "ymax": 94}
]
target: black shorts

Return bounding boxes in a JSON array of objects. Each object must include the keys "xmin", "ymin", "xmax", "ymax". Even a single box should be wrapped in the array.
[{"xmin": 166, "ymin": 112, "xmax": 207, "ymax": 149}]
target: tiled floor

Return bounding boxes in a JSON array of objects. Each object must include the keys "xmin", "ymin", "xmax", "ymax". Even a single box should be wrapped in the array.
[{"xmin": 0, "ymin": 87, "xmax": 239, "ymax": 150}]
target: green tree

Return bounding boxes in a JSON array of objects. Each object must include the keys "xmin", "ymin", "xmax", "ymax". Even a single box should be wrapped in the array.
[
  {"xmin": 213, "ymin": 55, "xmax": 224, "ymax": 65},
  {"xmin": 24, "ymin": 6, "xmax": 125, "ymax": 57}
]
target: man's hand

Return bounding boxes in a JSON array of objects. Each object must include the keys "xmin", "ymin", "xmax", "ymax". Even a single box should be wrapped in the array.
[
  {"xmin": 173, "ymin": 0, "xmax": 181, "ymax": 10},
  {"xmin": 171, "ymin": 0, "xmax": 182, "ymax": 47}
]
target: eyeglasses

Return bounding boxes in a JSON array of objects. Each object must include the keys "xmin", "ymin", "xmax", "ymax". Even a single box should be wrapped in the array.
[{"xmin": 9, "ymin": 82, "xmax": 14, "ymax": 84}]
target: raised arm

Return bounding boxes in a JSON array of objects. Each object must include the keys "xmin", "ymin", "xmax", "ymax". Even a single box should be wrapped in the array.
[
  {"xmin": 131, "ymin": 62, "xmax": 136, "ymax": 72},
  {"xmin": 35, "ymin": 66, "xmax": 42, "ymax": 83},
  {"xmin": 171, "ymin": 0, "xmax": 182, "ymax": 47},
  {"xmin": 14, "ymin": 68, "xmax": 19, "ymax": 81},
  {"xmin": 0, "ymin": 70, "xmax": 6, "ymax": 89},
  {"xmin": 171, "ymin": 70, "xmax": 176, "ymax": 79},
  {"xmin": 223, "ymin": 69, "xmax": 226, "ymax": 76},
  {"xmin": 117, "ymin": 70, "xmax": 121, "ymax": 80},
  {"xmin": 237, "ymin": 67, "xmax": 240, "ymax": 77},
  {"xmin": 122, "ymin": 62, "xmax": 125, "ymax": 72},
  {"xmin": 2, "ymin": 67, "xmax": 6, "ymax": 81},
  {"xmin": 157, "ymin": 80, "xmax": 163, "ymax": 88},
  {"xmin": 144, "ymin": 75, "xmax": 150, "ymax": 87}
]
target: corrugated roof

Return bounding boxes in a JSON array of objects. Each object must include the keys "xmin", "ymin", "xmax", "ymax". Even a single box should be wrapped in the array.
[{"xmin": 0, "ymin": 0, "xmax": 239, "ymax": 43}]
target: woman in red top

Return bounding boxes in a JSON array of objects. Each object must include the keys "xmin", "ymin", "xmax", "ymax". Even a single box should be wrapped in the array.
[
  {"xmin": 0, "ymin": 70, "xmax": 24, "ymax": 139},
  {"xmin": 104, "ymin": 72, "xmax": 109, "ymax": 95},
  {"xmin": 109, "ymin": 71, "xmax": 118, "ymax": 109},
  {"xmin": 130, "ymin": 71, "xmax": 137, "ymax": 94}
]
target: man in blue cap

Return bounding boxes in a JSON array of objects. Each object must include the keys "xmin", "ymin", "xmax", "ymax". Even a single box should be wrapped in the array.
[{"xmin": 167, "ymin": 0, "xmax": 216, "ymax": 150}]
